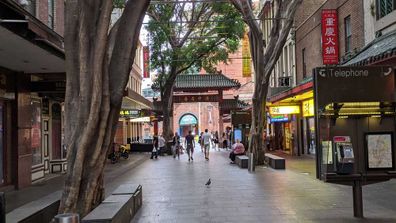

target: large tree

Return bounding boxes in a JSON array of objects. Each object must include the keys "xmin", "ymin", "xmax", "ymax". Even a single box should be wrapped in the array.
[
  {"xmin": 147, "ymin": 0, "xmax": 244, "ymax": 140},
  {"xmin": 230, "ymin": 0, "xmax": 302, "ymax": 164},
  {"xmin": 59, "ymin": 0, "xmax": 150, "ymax": 216}
]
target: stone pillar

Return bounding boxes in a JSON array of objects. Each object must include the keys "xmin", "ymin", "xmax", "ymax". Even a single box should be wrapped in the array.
[{"xmin": 218, "ymin": 90, "xmax": 224, "ymax": 135}]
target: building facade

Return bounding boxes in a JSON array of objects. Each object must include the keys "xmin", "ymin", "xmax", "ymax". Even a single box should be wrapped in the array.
[
  {"xmin": 266, "ymin": 0, "xmax": 396, "ymax": 157},
  {"xmin": 115, "ymin": 41, "xmax": 153, "ymax": 145},
  {"xmin": 0, "ymin": 0, "xmax": 66, "ymax": 189}
]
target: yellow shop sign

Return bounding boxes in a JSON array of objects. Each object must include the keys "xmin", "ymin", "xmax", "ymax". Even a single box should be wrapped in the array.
[
  {"xmin": 302, "ymin": 99, "xmax": 315, "ymax": 117},
  {"xmin": 269, "ymin": 106, "xmax": 300, "ymax": 115}
]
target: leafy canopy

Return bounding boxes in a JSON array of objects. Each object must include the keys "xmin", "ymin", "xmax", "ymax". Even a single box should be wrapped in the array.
[{"xmin": 147, "ymin": 1, "xmax": 245, "ymax": 92}]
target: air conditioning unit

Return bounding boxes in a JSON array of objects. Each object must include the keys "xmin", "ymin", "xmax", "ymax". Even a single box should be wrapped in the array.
[{"xmin": 278, "ymin": 76, "xmax": 291, "ymax": 87}]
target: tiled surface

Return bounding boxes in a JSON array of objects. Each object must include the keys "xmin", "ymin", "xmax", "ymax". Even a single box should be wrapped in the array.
[{"xmin": 122, "ymin": 148, "xmax": 396, "ymax": 223}]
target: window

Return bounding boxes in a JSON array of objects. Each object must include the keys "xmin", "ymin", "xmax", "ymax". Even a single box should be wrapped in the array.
[
  {"xmin": 377, "ymin": 0, "xmax": 396, "ymax": 19},
  {"xmin": 20, "ymin": 0, "xmax": 36, "ymax": 16},
  {"xmin": 48, "ymin": 0, "xmax": 55, "ymax": 29},
  {"xmin": 344, "ymin": 16, "xmax": 352, "ymax": 53},
  {"xmin": 302, "ymin": 48, "xmax": 307, "ymax": 78}
]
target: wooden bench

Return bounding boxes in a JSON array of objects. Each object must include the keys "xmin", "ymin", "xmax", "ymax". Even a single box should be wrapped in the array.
[
  {"xmin": 235, "ymin": 155, "xmax": 249, "ymax": 168},
  {"xmin": 6, "ymin": 191, "xmax": 61, "ymax": 223},
  {"xmin": 265, "ymin": 154, "xmax": 285, "ymax": 169},
  {"xmin": 82, "ymin": 184, "xmax": 142, "ymax": 223}
]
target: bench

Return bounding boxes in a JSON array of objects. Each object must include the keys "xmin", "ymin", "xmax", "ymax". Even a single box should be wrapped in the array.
[
  {"xmin": 265, "ymin": 154, "xmax": 285, "ymax": 169},
  {"xmin": 6, "ymin": 191, "xmax": 61, "ymax": 223},
  {"xmin": 235, "ymin": 155, "xmax": 249, "ymax": 168},
  {"xmin": 82, "ymin": 184, "xmax": 142, "ymax": 223}
]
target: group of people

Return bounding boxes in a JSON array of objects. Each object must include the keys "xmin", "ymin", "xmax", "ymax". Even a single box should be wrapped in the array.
[{"xmin": 150, "ymin": 129, "xmax": 246, "ymax": 163}]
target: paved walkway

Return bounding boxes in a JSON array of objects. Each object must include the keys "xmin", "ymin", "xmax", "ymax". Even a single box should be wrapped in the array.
[
  {"xmin": 4, "ymin": 153, "xmax": 148, "ymax": 212},
  {"xmin": 119, "ymin": 148, "xmax": 396, "ymax": 223}
]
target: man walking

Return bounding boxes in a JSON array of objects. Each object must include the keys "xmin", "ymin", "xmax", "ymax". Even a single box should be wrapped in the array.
[
  {"xmin": 185, "ymin": 131, "xmax": 195, "ymax": 162},
  {"xmin": 202, "ymin": 129, "xmax": 212, "ymax": 160},
  {"xmin": 158, "ymin": 134, "xmax": 166, "ymax": 156}
]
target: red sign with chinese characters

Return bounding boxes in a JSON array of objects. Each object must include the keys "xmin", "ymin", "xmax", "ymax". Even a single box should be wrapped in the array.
[
  {"xmin": 143, "ymin": 46, "xmax": 150, "ymax": 78},
  {"xmin": 321, "ymin": 9, "xmax": 339, "ymax": 65}
]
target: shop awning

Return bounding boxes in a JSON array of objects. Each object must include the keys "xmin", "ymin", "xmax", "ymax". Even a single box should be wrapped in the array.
[
  {"xmin": 130, "ymin": 116, "xmax": 150, "ymax": 123},
  {"xmin": 0, "ymin": 0, "xmax": 65, "ymax": 73},
  {"xmin": 122, "ymin": 88, "xmax": 153, "ymax": 110}
]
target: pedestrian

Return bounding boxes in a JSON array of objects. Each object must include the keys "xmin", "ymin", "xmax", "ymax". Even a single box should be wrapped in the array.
[
  {"xmin": 214, "ymin": 131, "xmax": 219, "ymax": 151},
  {"xmin": 185, "ymin": 130, "xmax": 195, "ymax": 162},
  {"xmin": 151, "ymin": 135, "xmax": 159, "ymax": 159},
  {"xmin": 172, "ymin": 132, "xmax": 181, "ymax": 159},
  {"xmin": 199, "ymin": 132, "xmax": 204, "ymax": 152},
  {"xmin": 158, "ymin": 134, "xmax": 166, "ymax": 156},
  {"xmin": 229, "ymin": 139, "xmax": 245, "ymax": 163},
  {"xmin": 202, "ymin": 129, "xmax": 212, "ymax": 160},
  {"xmin": 222, "ymin": 132, "xmax": 227, "ymax": 150}
]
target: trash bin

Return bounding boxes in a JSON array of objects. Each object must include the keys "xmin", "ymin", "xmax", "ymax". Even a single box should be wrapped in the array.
[
  {"xmin": 53, "ymin": 213, "xmax": 80, "ymax": 223},
  {"xmin": 248, "ymin": 152, "xmax": 255, "ymax": 172}
]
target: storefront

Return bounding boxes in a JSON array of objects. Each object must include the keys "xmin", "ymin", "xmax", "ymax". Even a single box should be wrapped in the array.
[
  {"xmin": 269, "ymin": 105, "xmax": 300, "ymax": 155},
  {"xmin": 302, "ymin": 98, "xmax": 316, "ymax": 155}
]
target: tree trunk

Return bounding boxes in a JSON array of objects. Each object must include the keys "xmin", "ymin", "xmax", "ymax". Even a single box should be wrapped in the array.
[
  {"xmin": 161, "ymin": 84, "xmax": 174, "ymax": 141},
  {"xmin": 60, "ymin": 0, "xmax": 149, "ymax": 216}
]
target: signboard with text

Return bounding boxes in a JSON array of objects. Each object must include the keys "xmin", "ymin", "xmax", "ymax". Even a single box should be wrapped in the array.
[
  {"xmin": 242, "ymin": 32, "xmax": 251, "ymax": 77},
  {"xmin": 173, "ymin": 94, "xmax": 219, "ymax": 103},
  {"xmin": 143, "ymin": 46, "xmax": 150, "ymax": 78},
  {"xmin": 321, "ymin": 9, "xmax": 339, "ymax": 65},
  {"xmin": 269, "ymin": 106, "xmax": 300, "ymax": 115}
]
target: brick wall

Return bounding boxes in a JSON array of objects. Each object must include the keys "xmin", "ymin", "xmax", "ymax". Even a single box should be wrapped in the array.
[
  {"xmin": 295, "ymin": 0, "xmax": 365, "ymax": 83},
  {"xmin": 173, "ymin": 102, "xmax": 220, "ymax": 137},
  {"xmin": 34, "ymin": 0, "xmax": 64, "ymax": 36}
]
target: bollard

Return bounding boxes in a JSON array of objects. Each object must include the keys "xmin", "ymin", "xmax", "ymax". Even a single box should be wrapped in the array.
[
  {"xmin": 0, "ymin": 192, "xmax": 5, "ymax": 223},
  {"xmin": 248, "ymin": 152, "xmax": 255, "ymax": 172},
  {"xmin": 53, "ymin": 213, "xmax": 80, "ymax": 223}
]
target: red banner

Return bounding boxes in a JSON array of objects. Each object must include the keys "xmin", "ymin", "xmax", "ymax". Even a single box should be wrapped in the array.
[
  {"xmin": 143, "ymin": 46, "xmax": 150, "ymax": 78},
  {"xmin": 321, "ymin": 9, "xmax": 339, "ymax": 65}
]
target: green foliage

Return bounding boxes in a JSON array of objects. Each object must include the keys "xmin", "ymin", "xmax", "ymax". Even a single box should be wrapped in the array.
[
  {"xmin": 113, "ymin": 0, "xmax": 125, "ymax": 9},
  {"xmin": 147, "ymin": 1, "xmax": 245, "ymax": 92}
]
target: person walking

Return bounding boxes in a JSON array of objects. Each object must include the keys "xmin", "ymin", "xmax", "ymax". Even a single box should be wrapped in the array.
[
  {"xmin": 185, "ymin": 130, "xmax": 195, "ymax": 162},
  {"xmin": 158, "ymin": 134, "xmax": 166, "ymax": 156},
  {"xmin": 214, "ymin": 131, "xmax": 219, "ymax": 151},
  {"xmin": 172, "ymin": 132, "xmax": 181, "ymax": 159},
  {"xmin": 151, "ymin": 135, "xmax": 159, "ymax": 159},
  {"xmin": 202, "ymin": 129, "xmax": 212, "ymax": 161},
  {"xmin": 222, "ymin": 132, "xmax": 227, "ymax": 150},
  {"xmin": 199, "ymin": 132, "xmax": 204, "ymax": 152}
]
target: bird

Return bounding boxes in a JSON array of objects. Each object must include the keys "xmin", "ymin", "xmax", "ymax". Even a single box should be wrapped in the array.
[{"xmin": 205, "ymin": 178, "xmax": 211, "ymax": 187}]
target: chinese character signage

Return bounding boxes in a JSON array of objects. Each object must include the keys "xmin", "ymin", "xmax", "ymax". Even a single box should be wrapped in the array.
[
  {"xmin": 143, "ymin": 46, "xmax": 150, "ymax": 78},
  {"xmin": 120, "ymin": 109, "xmax": 141, "ymax": 118},
  {"xmin": 269, "ymin": 106, "xmax": 300, "ymax": 115},
  {"xmin": 173, "ymin": 94, "xmax": 219, "ymax": 103},
  {"xmin": 242, "ymin": 32, "xmax": 251, "ymax": 77},
  {"xmin": 321, "ymin": 9, "xmax": 339, "ymax": 65},
  {"xmin": 302, "ymin": 99, "xmax": 314, "ymax": 117}
]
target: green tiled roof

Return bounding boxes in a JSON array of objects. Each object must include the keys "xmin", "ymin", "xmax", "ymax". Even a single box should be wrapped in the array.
[
  {"xmin": 174, "ymin": 74, "xmax": 241, "ymax": 91},
  {"xmin": 343, "ymin": 30, "xmax": 396, "ymax": 66}
]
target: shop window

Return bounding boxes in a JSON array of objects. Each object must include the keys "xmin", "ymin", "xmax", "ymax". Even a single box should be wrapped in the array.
[
  {"xmin": 31, "ymin": 99, "xmax": 42, "ymax": 166},
  {"xmin": 377, "ymin": 0, "xmax": 396, "ymax": 19},
  {"xmin": 19, "ymin": 0, "xmax": 36, "ymax": 16},
  {"xmin": 344, "ymin": 16, "xmax": 352, "ymax": 53}
]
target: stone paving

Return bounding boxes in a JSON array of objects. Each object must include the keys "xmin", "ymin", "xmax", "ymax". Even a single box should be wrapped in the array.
[{"xmin": 120, "ymin": 148, "xmax": 396, "ymax": 223}]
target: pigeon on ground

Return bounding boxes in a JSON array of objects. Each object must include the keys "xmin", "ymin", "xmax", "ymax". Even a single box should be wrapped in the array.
[{"xmin": 205, "ymin": 178, "xmax": 211, "ymax": 187}]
